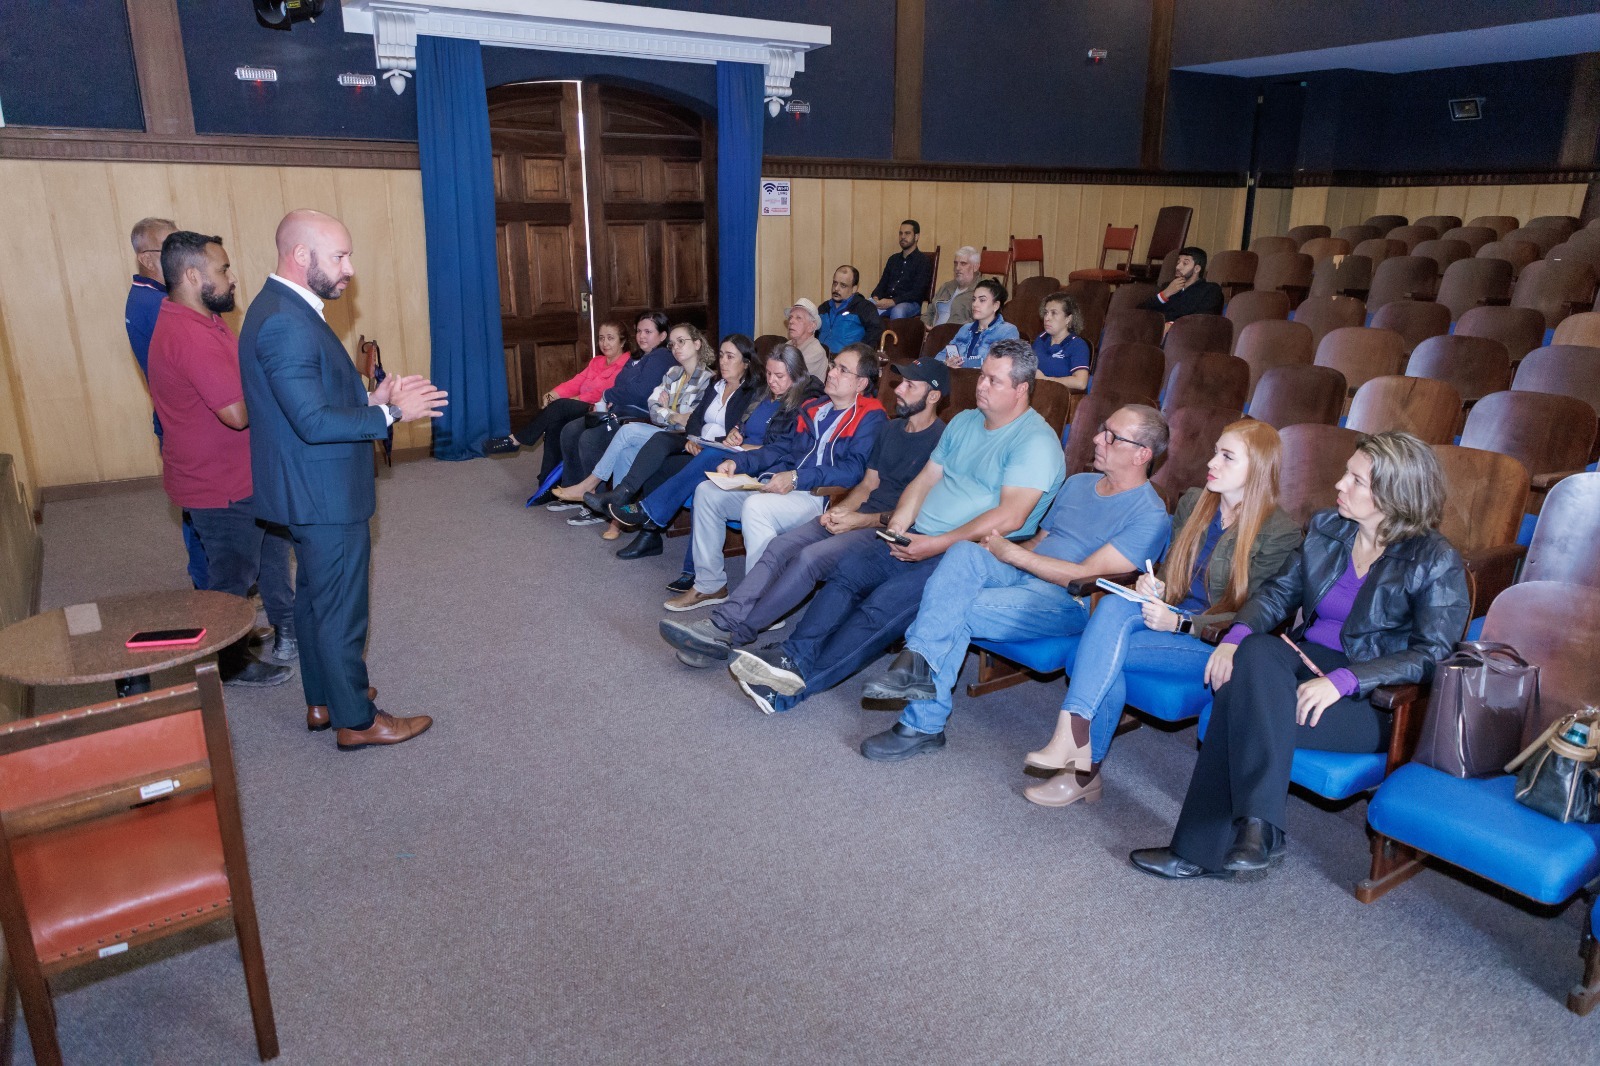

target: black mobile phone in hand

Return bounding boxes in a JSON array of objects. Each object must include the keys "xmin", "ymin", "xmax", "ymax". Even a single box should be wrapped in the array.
[{"xmin": 876, "ymin": 529, "xmax": 912, "ymax": 547}]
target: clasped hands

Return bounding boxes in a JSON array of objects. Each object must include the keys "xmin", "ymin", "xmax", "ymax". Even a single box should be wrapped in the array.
[
  {"xmin": 1202, "ymin": 642, "xmax": 1343, "ymax": 727},
  {"xmin": 372, "ymin": 373, "xmax": 448, "ymax": 421}
]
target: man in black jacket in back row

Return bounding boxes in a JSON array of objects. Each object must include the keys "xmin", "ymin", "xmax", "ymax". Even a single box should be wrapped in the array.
[{"xmin": 1140, "ymin": 245, "xmax": 1225, "ymax": 324}]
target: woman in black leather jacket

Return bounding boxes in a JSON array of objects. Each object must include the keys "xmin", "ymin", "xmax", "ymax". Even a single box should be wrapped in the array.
[{"xmin": 1131, "ymin": 431, "xmax": 1469, "ymax": 882}]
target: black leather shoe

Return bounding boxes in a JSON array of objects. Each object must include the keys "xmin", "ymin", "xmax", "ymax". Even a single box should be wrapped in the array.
[
  {"xmin": 861, "ymin": 649, "xmax": 935, "ymax": 701},
  {"xmin": 1129, "ymin": 848, "xmax": 1231, "ymax": 880},
  {"xmin": 222, "ymin": 657, "xmax": 294, "ymax": 688},
  {"xmin": 617, "ymin": 529, "xmax": 664, "ymax": 559},
  {"xmin": 666, "ymin": 572, "xmax": 696, "ymax": 594},
  {"xmin": 484, "ymin": 435, "xmax": 520, "ymax": 455},
  {"xmin": 1223, "ymin": 817, "xmax": 1286, "ymax": 878},
  {"xmin": 583, "ymin": 489, "xmax": 627, "ymax": 515},
  {"xmin": 859, "ymin": 722, "xmax": 946, "ymax": 761}
]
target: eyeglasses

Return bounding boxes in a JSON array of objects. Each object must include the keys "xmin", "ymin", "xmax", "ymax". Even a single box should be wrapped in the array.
[
  {"xmin": 1097, "ymin": 423, "xmax": 1146, "ymax": 449},
  {"xmin": 828, "ymin": 361, "xmax": 865, "ymax": 378}
]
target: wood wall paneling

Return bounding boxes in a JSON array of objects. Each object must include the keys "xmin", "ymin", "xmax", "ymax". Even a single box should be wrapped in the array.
[{"xmin": 0, "ymin": 159, "xmax": 433, "ymax": 489}]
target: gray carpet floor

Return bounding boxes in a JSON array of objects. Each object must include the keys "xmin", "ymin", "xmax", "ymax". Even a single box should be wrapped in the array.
[{"xmin": 19, "ymin": 453, "xmax": 1594, "ymax": 1063}]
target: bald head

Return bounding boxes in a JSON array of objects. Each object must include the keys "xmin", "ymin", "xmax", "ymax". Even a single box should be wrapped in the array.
[{"xmin": 274, "ymin": 208, "xmax": 354, "ymax": 300}]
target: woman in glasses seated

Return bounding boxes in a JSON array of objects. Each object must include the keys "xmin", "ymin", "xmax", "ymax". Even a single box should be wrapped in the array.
[
  {"xmin": 1130, "ymin": 431, "xmax": 1468, "ymax": 882},
  {"xmin": 1023, "ymin": 419, "xmax": 1301, "ymax": 808}
]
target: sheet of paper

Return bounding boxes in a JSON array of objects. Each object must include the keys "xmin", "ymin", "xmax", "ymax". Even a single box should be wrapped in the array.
[
  {"xmin": 705, "ymin": 473, "xmax": 764, "ymax": 491},
  {"xmin": 63, "ymin": 602, "xmax": 102, "ymax": 635}
]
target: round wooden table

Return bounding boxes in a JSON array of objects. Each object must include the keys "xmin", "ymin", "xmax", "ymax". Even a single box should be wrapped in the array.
[{"xmin": 0, "ymin": 590, "xmax": 255, "ymax": 695}]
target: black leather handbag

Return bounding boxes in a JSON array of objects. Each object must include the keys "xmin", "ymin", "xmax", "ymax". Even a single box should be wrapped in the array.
[
  {"xmin": 1413, "ymin": 642, "xmax": 1540, "ymax": 778},
  {"xmin": 1507, "ymin": 710, "xmax": 1600, "ymax": 824}
]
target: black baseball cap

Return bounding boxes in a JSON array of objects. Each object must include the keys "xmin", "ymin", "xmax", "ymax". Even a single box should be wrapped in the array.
[{"xmin": 898, "ymin": 356, "xmax": 950, "ymax": 393}]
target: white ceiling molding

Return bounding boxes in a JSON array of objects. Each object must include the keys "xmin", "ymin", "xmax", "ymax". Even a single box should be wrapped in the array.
[{"xmin": 341, "ymin": 0, "xmax": 829, "ymax": 110}]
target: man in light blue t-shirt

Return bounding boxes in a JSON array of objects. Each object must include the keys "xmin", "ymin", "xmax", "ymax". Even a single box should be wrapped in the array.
[
  {"xmin": 858, "ymin": 403, "xmax": 1173, "ymax": 760},
  {"xmin": 727, "ymin": 339, "xmax": 1066, "ymax": 715}
]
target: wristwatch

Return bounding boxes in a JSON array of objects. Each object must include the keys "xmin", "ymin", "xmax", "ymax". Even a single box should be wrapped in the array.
[
  {"xmin": 384, "ymin": 403, "xmax": 402, "ymax": 424},
  {"xmin": 1176, "ymin": 614, "xmax": 1195, "ymax": 635}
]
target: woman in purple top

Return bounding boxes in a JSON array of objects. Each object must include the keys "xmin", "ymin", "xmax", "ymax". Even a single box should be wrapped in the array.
[{"xmin": 1131, "ymin": 431, "xmax": 1469, "ymax": 882}]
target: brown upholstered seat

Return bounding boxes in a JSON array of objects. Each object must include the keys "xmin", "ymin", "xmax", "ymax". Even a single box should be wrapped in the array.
[
  {"xmin": 1522, "ymin": 472, "xmax": 1600, "ymax": 588},
  {"xmin": 1278, "ymin": 423, "xmax": 1362, "ymax": 526},
  {"xmin": 754, "ymin": 334, "xmax": 786, "ymax": 361},
  {"xmin": 1100, "ymin": 309, "xmax": 1164, "ymax": 350},
  {"xmin": 920, "ymin": 322, "xmax": 961, "ymax": 360},
  {"xmin": 1207, "ymin": 249, "xmax": 1259, "ymax": 300},
  {"xmin": 1292, "ymin": 294, "xmax": 1368, "ymax": 351},
  {"xmin": 1106, "ymin": 281, "xmax": 1158, "ymax": 316},
  {"xmin": 1411, "ymin": 238, "xmax": 1472, "ymax": 274},
  {"xmin": 1551, "ymin": 311, "xmax": 1600, "ymax": 348},
  {"xmin": 1370, "ymin": 299, "xmax": 1451, "ymax": 355},
  {"xmin": 1314, "ymin": 325, "xmax": 1406, "ymax": 400},
  {"xmin": 1512, "ymin": 344, "xmax": 1600, "ymax": 418},
  {"xmin": 1234, "ymin": 318, "xmax": 1314, "ymax": 398},
  {"xmin": 1222, "ymin": 289, "xmax": 1290, "ymax": 345},
  {"xmin": 1127, "ymin": 207, "xmax": 1192, "ymax": 282},
  {"xmin": 1299, "ymin": 236, "xmax": 1351, "ymax": 263},
  {"xmin": 1346, "ymin": 375, "xmax": 1462, "ymax": 444},
  {"xmin": 1455, "ymin": 304, "xmax": 1547, "ymax": 365},
  {"xmin": 1090, "ymin": 342, "xmax": 1166, "ymax": 403},
  {"xmin": 1366, "ymin": 256, "xmax": 1439, "ymax": 313},
  {"xmin": 1287, "ymin": 224, "xmax": 1332, "ymax": 248},
  {"xmin": 1248, "ymin": 365, "xmax": 1346, "ymax": 429},
  {"xmin": 1248, "ymin": 235, "xmax": 1297, "ymax": 258},
  {"xmin": 1354, "ymin": 237, "xmax": 1407, "ymax": 267},
  {"xmin": 1435, "ymin": 258, "xmax": 1513, "ymax": 322},
  {"xmin": 1439, "ymin": 225, "xmax": 1498, "ymax": 254},
  {"xmin": 1406, "ymin": 334, "xmax": 1512, "ymax": 407},
  {"xmin": 1387, "ymin": 224, "xmax": 1440, "ymax": 253},
  {"xmin": 1030, "ymin": 377, "xmax": 1074, "ymax": 436},
  {"xmin": 1151, "ymin": 405, "xmax": 1243, "ymax": 509},
  {"xmin": 1476, "ymin": 238, "xmax": 1541, "ymax": 279},
  {"xmin": 1543, "ymin": 240, "xmax": 1600, "ymax": 270},
  {"xmin": 1511, "ymin": 261, "xmax": 1598, "ymax": 331},
  {"xmin": 1161, "ymin": 352, "xmax": 1250, "ymax": 414},
  {"xmin": 1505, "ymin": 225, "xmax": 1564, "ymax": 256},
  {"xmin": 1254, "ymin": 251, "xmax": 1314, "ymax": 307},
  {"xmin": 1163, "ymin": 314, "xmax": 1234, "ymax": 369},
  {"xmin": 1062, "ymin": 392, "xmax": 1145, "ymax": 477},
  {"xmin": 945, "ymin": 365, "xmax": 980, "ymax": 417},
  {"xmin": 1364, "ymin": 214, "xmax": 1408, "ymax": 233},
  {"xmin": 1460, "ymin": 390, "xmax": 1598, "ymax": 509},
  {"xmin": 1335, "ymin": 224, "xmax": 1383, "ymax": 246},
  {"xmin": 1466, "ymin": 215, "xmax": 1519, "ymax": 240},
  {"xmin": 1004, "ymin": 275, "xmax": 1061, "ymax": 341},
  {"xmin": 1432, "ymin": 443, "xmax": 1531, "ymax": 617},
  {"xmin": 878, "ymin": 318, "xmax": 925, "ymax": 364},
  {"xmin": 1414, "ymin": 215, "xmax": 1463, "ymax": 235}
]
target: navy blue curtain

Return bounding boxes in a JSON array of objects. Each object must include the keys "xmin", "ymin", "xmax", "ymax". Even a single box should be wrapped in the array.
[
  {"xmin": 416, "ymin": 35, "xmax": 510, "ymax": 459},
  {"xmin": 716, "ymin": 62, "xmax": 764, "ymax": 338}
]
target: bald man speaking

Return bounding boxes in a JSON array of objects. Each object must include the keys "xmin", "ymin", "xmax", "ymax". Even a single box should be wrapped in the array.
[{"xmin": 239, "ymin": 209, "xmax": 446, "ymax": 749}]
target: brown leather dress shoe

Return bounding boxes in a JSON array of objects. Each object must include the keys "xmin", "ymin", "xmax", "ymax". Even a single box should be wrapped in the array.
[
  {"xmin": 306, "ymin": 687, "xmax": 379, "ymax": 732},
  {"xmin": 336, "ymin": 710, "xmax": 433, "ymax": 751}
]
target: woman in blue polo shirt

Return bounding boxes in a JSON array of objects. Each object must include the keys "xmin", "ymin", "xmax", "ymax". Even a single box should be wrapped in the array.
[
  {"xmin": 1032, "ymin": 291, "xmax": 1091, "ymax": 390},
  {"xmin": 941, "ymin": 278, "xmax": 1019, "ymax": 368}
]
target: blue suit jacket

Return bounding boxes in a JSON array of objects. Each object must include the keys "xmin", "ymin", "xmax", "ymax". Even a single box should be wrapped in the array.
[{"xmin": 238, "ymin": 278, "xmax": 389, "ymax": 526}]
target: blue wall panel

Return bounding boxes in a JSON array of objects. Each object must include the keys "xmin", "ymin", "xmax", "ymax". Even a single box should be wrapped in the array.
[{"xmin": 0, "ymin": 0, "xmax": 143, "ymax": 130}]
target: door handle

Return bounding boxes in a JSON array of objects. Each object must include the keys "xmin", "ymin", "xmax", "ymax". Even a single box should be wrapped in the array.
[{"xmin": 580, "ymin": 292, "xmax": 592, "ymax": 314}]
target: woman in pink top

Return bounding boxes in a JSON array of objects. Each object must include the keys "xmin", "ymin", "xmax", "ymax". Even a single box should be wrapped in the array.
[{"xmin": 485, "ymin": 319, "xmax": 633, "ymax": 497}]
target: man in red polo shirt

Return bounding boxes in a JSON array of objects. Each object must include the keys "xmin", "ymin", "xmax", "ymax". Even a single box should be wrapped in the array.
[{"xmin": 147, "ymin": 231, "xmax": 294, "ymax": 687}]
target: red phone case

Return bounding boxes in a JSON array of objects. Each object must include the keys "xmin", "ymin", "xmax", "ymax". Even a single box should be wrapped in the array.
[{"xmin": 125, "ymin": 628, "xmax": 207, "ymax": 649}]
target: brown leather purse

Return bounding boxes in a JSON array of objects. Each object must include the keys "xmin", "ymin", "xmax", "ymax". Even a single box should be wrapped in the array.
[{"xmin": 1413, "ymin": 641, "xmax": 1540, "ymax": 778}]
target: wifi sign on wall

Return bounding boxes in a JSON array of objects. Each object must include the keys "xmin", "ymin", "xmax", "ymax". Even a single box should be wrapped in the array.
[{"xmin": 760, "ymin": 180, "xmax": 792, "ymax": 216}]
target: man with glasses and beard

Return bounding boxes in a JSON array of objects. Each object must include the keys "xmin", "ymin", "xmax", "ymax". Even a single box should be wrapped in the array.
[
  {"xmin": 146, "ymin": 231, "xmax": 293, "ymax": 686},
  {"xmin": 239, "ymin": 209, "xmax": 448, "ymax": 749}
]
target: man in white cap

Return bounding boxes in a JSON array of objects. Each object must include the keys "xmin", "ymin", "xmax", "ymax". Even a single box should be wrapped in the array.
[{"xmin": 785, "ymin": 298, "xmax": 829, "ymax": 381}]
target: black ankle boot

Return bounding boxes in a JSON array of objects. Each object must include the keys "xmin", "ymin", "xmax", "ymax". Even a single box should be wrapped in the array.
[
  {"xmin": 617, "ymin": 529, "xmax": 664, "ymax": 559},
  {"xmin": 1223, "ymin": 817, "xmax": 1285, "ymax": 876}
]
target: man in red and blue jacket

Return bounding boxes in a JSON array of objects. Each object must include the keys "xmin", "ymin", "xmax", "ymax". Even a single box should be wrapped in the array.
[{"xmin": 666, "ymin": 343, "xmax": 887, "ymax": 611}]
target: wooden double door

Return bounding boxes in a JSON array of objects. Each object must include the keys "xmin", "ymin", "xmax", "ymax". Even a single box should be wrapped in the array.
[{"xmin": 489, "ymin": 81, "xmax": 715, "ymax": 427}]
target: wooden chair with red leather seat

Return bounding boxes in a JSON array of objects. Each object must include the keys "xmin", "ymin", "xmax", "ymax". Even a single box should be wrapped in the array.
[
  {"xmin": 1253, "ymin": 251, "xmax": 1314, "ymax": 307},
  {"xmin": 1162, "ymin": 313, "xmax": 1233, "ymax": 369},
  {"xmin": 1090, "ymin": 343, "xmax": 1166, "ymax": 406},
  {"xmin": 1298, "ymin": 236, "xmax": 1351, "ymax": 263},
  {"xmin": 1410, "ymin": 238, "xmax": 1472, "ymax": 274},
  {"xmin": 1522, "ymin": 472, "xmax": 1600, "ymax": 589},
  {"xmin": 1466, "ymin": 214, "xmax": 1519, "ymax": 239},
  {"xmin": 1247, "ymin": 364, "xmax": 1346, "ymax": 430},
  {"xmin": 1314, "ymin": 325, "xmax": 1406, "ymax": 409},
  {"xmin": 1030, "ymin": 377, "xmax": 1074, "ymax": 437},
  {"xmin": 1067, "ymin": 224, "xmax": 1139, "ymax": 285},
  {"xmin": 1369, "ymin": 298, "xmax": 1451, "ymax": 356},
  {"xmin": 1434, "ymin": 258, "xmax": 1514, "ymax": 322},
  {"xmin": 1552, "ymin": 311, "xmax": 1600, "ymax": 347},
  {"xmin": 1099, "ymin": 308, "xmax": 1165, "ymax": 350},
  {"xmin": 919, "ymin": 322, "xmax": 961, "ymax": 360},
  {"xmin": 1353, "ymin": 237, "xmax": 1407, "ymax": 268},
  {"xmin": 1335, "ymin": 224, "xmax": 1382, "ymax": 246},
  {"xmin": 1386, "ymin": 224, "xmax": 1440, "ymax": 253},
  {"xmin": 1439, "ymin": 225, "xmax": 1498, "ymax": 254},
  {"xmin": 1150, "ymin": 404, "xmax": 1242, "ymax": 510},
  {"xmin": 1414, "ymin": 214, "xmax": 1462, "ymax": 235},
  {"xmin": 1233, "ymin": 318, "xmax": 1314, "ymax": 399},
  {"xmin": 1105, "ymin": 281, "xmax": 1159, "ymax": 316},
  {"xmin": 1432, "ymin": 443, "xmax": 1531, "ymax": 620},
  {"xmin": 1161, "ymin": 352, "xmax": 1250, "ymax": 414},
  {"xmin": 1277, "ymin": 423, "xmax": 1362, "ymax": 527},
  {"xmin": 1345, "ymin": 375, "xmax": 1462, "ymax": 445},
  {"xmin": 1207, "ymin": 249, "xmax": 1259, "ymax": 300},
  {"xmin": 1475, "ymin": 238, "xmax": 1540, "ymax": 280},
  {"xmin": 1286, "ymin": 224, "xmax": 1332, "ymax": 248},
  {"xmin": 1292, "ymin": 293, "xmax": 1368, "ymax": 351},
  {"xmin": 1511, "ymin": 260, "xmax": 1599, "ymax": 332},
  {"xmin": 1362, "ymin": 214, "xmax": 1408, "ymax": 233},
  {"xmin": 1513, "ymin": 344, "xmax": 1600, "ymax": 423},
  {"xmin": 1460, "ymin": 390, "xmax": 1598, "ymax": 515},
  {"xmin": 1222, "ymin": 289, "xmax": 1290, "ymax": 349},
  {"xmin": 877, "ymin": 317, "xmax": 925, "ymax": 365},
  {"xmin": 1128, "ymin": 206, "xmax": 1192, "ymax": 282},
  {"xmin": 1454, "ymin": 304, "xmax": 1547, "ymax": 365},
  {"xmin": 0, "ymin": 664, "xmax": 277, "ymax": 1066},
  {"xmin": 1007, "ymin": 234, "xmax": 1044, "ymax": 287},
  {"xmin": 1366, "ymin": 256, "xmax": 1439, "ymax": 314},
  {"xmin": 978, "ymin": 246, "xmax": 1012, "ymax": 282},
  {"xmin": 1248, "ymin": 235, "xmax": 1296, "ymax": 258}
]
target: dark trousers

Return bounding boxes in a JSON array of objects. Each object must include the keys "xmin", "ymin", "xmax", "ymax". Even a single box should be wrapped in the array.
[
  {"xmin": 771, "ymin": 539, "xmax": 939, "ymax": 712},
  {"xmin": 187, "ymin": 498, "xmax": 294, "ymax": 670},
  {"xmin": 558, "ymin": 419, "xmax": 618, "ymax": 486},
  {"xmin": 514, "ymin": 398, "xmax": 590, "ymax": 485},
  {"xmin": 1170, "ymin": 634, "xmax": 1390, "ymax": 870},
  {"xmin": 641, "ymin": 450, "xmax": 726, "ymax": 527},
  {"xmin": 288, "ymin": 521, "xmax": 376, "ymax": 731},
  {"xmin": 180, "ymin": 511, "xmax": 209, "ymax": 589},
  {"xmin": 712, "ymin": 523, "xmax": 875, "ymax": 645}
]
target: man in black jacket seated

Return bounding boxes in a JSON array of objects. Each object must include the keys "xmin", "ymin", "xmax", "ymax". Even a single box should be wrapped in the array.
[
  {"xmin": 871, "ymin": 219, "xmax": 934, "ymax": 320},
  {"xmin": 1139, "ymin": 246, "xmax": 1225, "ymax": 324}
]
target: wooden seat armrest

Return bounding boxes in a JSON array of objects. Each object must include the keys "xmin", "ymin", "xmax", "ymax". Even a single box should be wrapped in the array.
[
  {"xmin": 1200, "ymin": 621, "xmax": 1231, "ymax": 644},
  {"xmin": 1405, "ymin": 289, "xmax": 1437, "ymax": 301},
  {"xmin": 1376, "ymin": 682, "xmax": 1428, "ymax": 773},
  {"xmin": 1531, "ymin": 470, "xmax": 1584, "ymax": 492},
  {"xmin": 1068, "ymin": 571, "xmax": 1139, "ymax": 597},
  {"xmin": 1341, "ymin": 286, "xmax": 1370, "ymax": 301},
  {"xmin": 1481, "ymin": 295, "xmax": 1510, "ymax": 307}
]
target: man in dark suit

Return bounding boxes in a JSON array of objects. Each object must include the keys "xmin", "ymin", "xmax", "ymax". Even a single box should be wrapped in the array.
[{"xmin": 238, "ymin": 209, "xmax": 447, "ymax": 750}]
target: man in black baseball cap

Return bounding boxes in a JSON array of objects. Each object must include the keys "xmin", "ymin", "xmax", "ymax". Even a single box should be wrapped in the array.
[{"xmin": 660, "ymin": 356, "xmax": 948, "ymax": 666}]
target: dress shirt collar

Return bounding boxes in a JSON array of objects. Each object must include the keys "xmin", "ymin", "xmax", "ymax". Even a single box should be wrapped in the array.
[{"xmin": 269, "ymin": 273, "xmax": 326, "ymax": 320}]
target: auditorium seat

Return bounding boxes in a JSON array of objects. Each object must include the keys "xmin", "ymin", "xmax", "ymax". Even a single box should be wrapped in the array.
[
  {"xmin": 1233, "ymin": 318, "xmax": 1313, "ymax": 397},
  {"xmin": 1314, "ymin": 326, "xmax": 1406, "ymax": 406},
  {"xmin": 1366, "ymin": 256, "xmax": 1439, "ymax": 314},
  {"xmin": 1128, "ymin": 206, "xmax": 1192, "ymax": 282},
  {"xmin": 1062, "ymin": 279, "xmax": 1111, "ymax": 353},
  {"xmin": 1247, "ymin": 365, "xmax": 1345, "ymax": 430},
  {"xmin": 1335, "ymin": 224, "xmax": 1382, "ymax": 246},
  {"xmin": 1106, "ymin": 281, "xmax": 1159, "ymax": 316},
  {"xmin": 1513, "ymin": 344, "xmax": 1600, "ymax": 419},
  {"xmin": 1504, "ymin": 225, "xmax": 1564, "ymax": 256},
  {"xmin": 1476, "ymin": 238, "xmax": 1540, "ymax": 279},
  {"xmin": 1248, "ymin": 235, "xmax": 1297, "ymax": 258},
  {"xmin": 1523, "ymin": 473, "xmax": 1600, "ymax": 588},
  {"xmin": 1354, "ymin": 237, "xmax": 1407, "ymax": 266},
  {"xmin": 1414, "ymin": 214, "xmax": 1462, "ymax": 235},
  {"xmin": 1363, "ymin": 214, "xmax": 1408, "ymax": 233},
  {"xmin": 878, "ymin": 318, "xmax": 925, "ymax": 364},
  {"xmin": 1100, "ymin": 309, "xmax": 1164, "ymax": 350},
  {"xmin": 1206, "ymin": 249, "xmax": 1258, "ymax": 299},
  {"xmin": 1308, "ymin": 254, "xmax": 1374, "ymax": 301},
  {"xmin": 1524, "ymin": 214, "xmax": 1581, "ymax": 242},
  {"xmin": 1150, "ymin": 404, "xmax": 1242, "ymax": 509},
  {"xmin": 1545, "ymin": 240, "xmax": 1600, "ymax": 271},
  {"xmin": 1411, "ymin": 238, "xmax": 1472, "ymax": 274},
  {"xmin": 1222, "ymin": 289, "xmax": 1290, "ymax": 344},
  {"xmin": 1406, "ymin": 334, "xmax": 1512, "ymax": 411},
  {"xmin": 1345, "ymin": 375, "xmax": 1462, "ymax": 445},
  {"xmin": 1161, "ymin": 353, "xmax": 1249, "ymax": 414},
  {"xmin": 1439, "ymin": 225, "xmax": 1497, "ymax": 253},
  {"xmin": 1510, "ymin": 260, "xmax": 1598, "ymax": 332},
  {"xmin": 1434, "ymin": 258, "xmax": 1513, "ymax": 322},
  {"xmin": 1287, "ymin": 224, "xmax": 1331, "ymax": 248},
  {"xmin": 1162, "ymin": 314, "xmax": 1233, "ymax": 369},
  {"xmin": 1253, "ymin": 251, "xmax": 1314, "ymax": 307},
  {"xmin": 1466, "ymin": 214, "xmax": 1519, "ymax": 239},
  {"xmin": 1454, "ymin": 305, "xmax": 1547, "ymax": 365},
  {"xmin": 1551, "ymin": 311, "xmax": 1600, "ymax": 347},
  {"xmin": 1386, "ymin": 224, "xmax": 1440, "ymax": 253},
  {"xmin": 1068, "ymin": 224, "xmax": 1138, "ymax": 285},
  {"xmin": 1291, "ymin": 294, "xmax": 1368, "ymax": 351},
  {"xmin": 1460, "ymin": 391, "xmax": 1597, "ymax": 515},
  {"xmin": 1277, "ymin": 423, "xmax": 1360, "ymax": 526},
  {"xmin": 1370, "ymin": 299, "xmax": 1450, "ymax": 355},
  {"xmin": 1090, "ymin": 343, "xmax": 1165, "ymax": 405},
  {"xmin": 1298, "ymin": 236, "xmax": 1350, "ymax": 263},
  {"xmin": 920, "ymin": 322, "xmax": 960, "ymax": 359}
]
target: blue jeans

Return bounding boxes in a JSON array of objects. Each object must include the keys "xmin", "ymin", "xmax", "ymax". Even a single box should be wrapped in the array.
[
  {"xmin": 641, "ymin": 449, "xmax": 726, "ymax": 527},
  {"xmin": 897, "ymin": 541, "xmax": 1089, "ymax": 734},
  {"xmin": 771, "ymin": 538, "xmax": 938, "ymax": 712},
  {"xmin": 1060, "ymin": 595, "xmax": 1214, "ymax": 763},
  {"xmin": 885, "ymin": 302, "xmax": 921, "ymax": 319},
  {"xmin": 594, "ymin": 422, "xmax": 667, "ymax": 483}
]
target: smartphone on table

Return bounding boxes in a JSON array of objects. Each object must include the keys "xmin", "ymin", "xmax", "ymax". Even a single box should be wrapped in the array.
[{"xmin": 125, "ymin": 627, "xmax": 206, "ymax": 649}]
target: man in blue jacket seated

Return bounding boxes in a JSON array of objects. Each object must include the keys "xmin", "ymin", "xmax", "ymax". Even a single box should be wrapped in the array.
[
  {"xmin": 665, "ymin": 344, "xmax": 886, "ymax": 612},
  {"xmin": 727, "ymin": 338, "xmax": 1065, "ymax": 715},
  {"xmin": 816, "ymin": 266, "xmax": 886, "ymax": 354},
  {"xmin": 857, "ymin": 403, "xmax": 1173, "ymax": 760}
]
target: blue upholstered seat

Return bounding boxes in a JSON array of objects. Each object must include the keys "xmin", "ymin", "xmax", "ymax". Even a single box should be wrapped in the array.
[
  {"xmin": 1369, "ymin": 764, "xmax": 1600, "ymax": 905},
  {"xmin": 1196, "ymin": 705, "xmax": 1392, "ymax": 800},
  {"xmin": 973, "ymin": 635, "xmax": 1079, "ymax": 676},
  {"xmin": 972, "ymin": 635, "xmax": 1211, "ymax": 724}
]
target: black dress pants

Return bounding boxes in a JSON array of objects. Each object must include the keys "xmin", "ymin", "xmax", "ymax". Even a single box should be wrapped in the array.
[
  {"xmin": 514, "ymin": 398, "xmax": 590, "ymax": 485},
  {"xmin": 1169, "ymin": 633, "xmax": 1390, "ymax": 871},
  {"xmin": 612, "ymin": 430, "xmax": 689, "ymax": 500}
]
